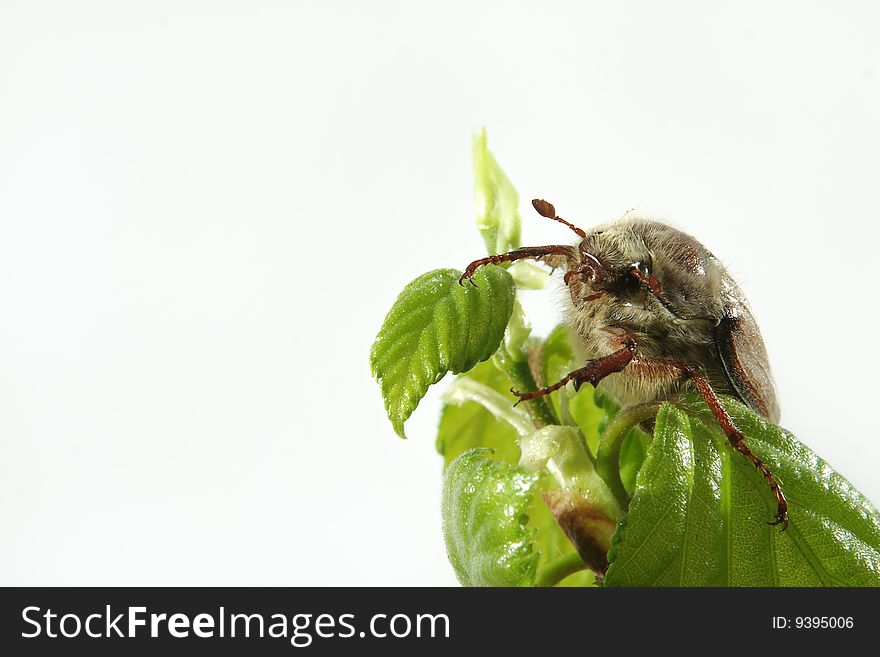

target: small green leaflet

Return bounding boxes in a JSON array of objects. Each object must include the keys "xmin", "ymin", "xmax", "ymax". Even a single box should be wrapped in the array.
[
  {"xmin": 370, "ymin": 266, "xmax": 515, "ymax": 438},
  {"xmin": 473, "ymin": 128, "xmax": 521, "ymax": 256},
  {"xmin": 605, "ymin": 398, "xmax": 880, "ymax": 586}
]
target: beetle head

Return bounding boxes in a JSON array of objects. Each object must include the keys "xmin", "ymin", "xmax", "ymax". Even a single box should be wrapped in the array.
[{"xmin": 573, "ymin": 216, "xmax": 726, "ymax": 324}]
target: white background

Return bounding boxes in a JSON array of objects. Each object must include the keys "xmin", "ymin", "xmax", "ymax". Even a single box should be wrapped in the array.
[{"xmin": 2, "ymin": 1, "xmax": 878, "ymax": 586}]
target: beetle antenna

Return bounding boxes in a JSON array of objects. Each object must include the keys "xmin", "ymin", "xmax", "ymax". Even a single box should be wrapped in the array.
[{"xmin": 531, "ymin": 199, "xmax": 587, "ymax": 239}]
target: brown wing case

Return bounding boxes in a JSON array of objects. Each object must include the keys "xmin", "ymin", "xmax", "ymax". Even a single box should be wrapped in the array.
[{"xmin": 714, "ymin": 278, "xmax": 780, "ymax": 423}]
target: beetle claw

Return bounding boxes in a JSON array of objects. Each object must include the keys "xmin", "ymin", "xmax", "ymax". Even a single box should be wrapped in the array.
[
  {"xmin": 767, "ymin": 509, "xmax": 789, "ymax": 531},
  {"xmin": 458, "ymin": 271, "xmax": 478, "ymax": 287}
]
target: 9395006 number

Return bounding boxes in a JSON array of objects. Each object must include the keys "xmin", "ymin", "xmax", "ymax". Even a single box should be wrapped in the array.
[
  {"xmin": 797, "ymin": 617, "xmax": 853, "ymax": 629},
  {"xmin": 773, "ymin": 617, "xmax": 854, "ymax": 629}
]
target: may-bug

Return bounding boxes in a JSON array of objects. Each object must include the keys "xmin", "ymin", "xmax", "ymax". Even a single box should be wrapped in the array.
[{"xmin": 460, "ymin": 199, "xmax": 787, "ymax": 528}]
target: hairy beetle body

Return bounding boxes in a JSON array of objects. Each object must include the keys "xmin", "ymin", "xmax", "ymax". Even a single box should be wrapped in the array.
[
  {"xmin": 562, "ymin": 215, "xmax": 779, "ymax": 422},
  {"xmin": 459, "ymin": 199, "xmax": 787, "ymax": 527}
]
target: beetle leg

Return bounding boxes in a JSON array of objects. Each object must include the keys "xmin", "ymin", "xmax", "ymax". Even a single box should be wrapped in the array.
[
  {"xmin": 459, "ymin": 245, "xmax": 574, "ymax": 286},
  {"xmin": 683, "ymin": 367, "xmax": 789, "ymax": 529},
  {"xmin": 638, "ymin": 357, "xmax": 789, "ymax": 530},
  {"xmin": 511, "ymin": 340, "xmax": 636, "ymax": 405}
]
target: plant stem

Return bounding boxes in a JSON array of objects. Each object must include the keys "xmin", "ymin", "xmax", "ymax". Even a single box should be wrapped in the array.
[
  {"xmin": 534, "ymin": 552, "xmax": 589, "ymax": 587},
  {"xmin": 441, "ymin": 378, "xmax": 534, "ymax": 437},
  {"xmin": 596, "ymin": 402, "xmax": 661, "ymax": 507},
  {"xmin": 493, "ymin": 345, "xmax": 559, "ymax": 428}
]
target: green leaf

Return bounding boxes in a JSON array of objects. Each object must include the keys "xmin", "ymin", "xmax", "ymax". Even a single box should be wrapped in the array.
[
  {"xmin": 436, "ymin": 360, "xmax": 524, "ymax": 467},
  {"xmin": 605, "ymin": 397, "xmax": 880, "ymax": 586},
  {"xmin": 370, "ymin": 266, "xmax": 515, "ymax": 437},
  {"xmin": 442, "ymin": 448, "xmax": 539, "ymax": 586},
  {"xmin": 473, "ymin": 128, "xmax": 521, "ymax": 255}
]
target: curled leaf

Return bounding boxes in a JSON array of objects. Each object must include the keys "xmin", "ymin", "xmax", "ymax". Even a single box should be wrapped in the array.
[{"xmin": 442, "ymin": 448, "xmax": 539, "ymax": 586}]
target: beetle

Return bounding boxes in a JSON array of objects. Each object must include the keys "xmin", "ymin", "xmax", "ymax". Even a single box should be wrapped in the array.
[{"xmin": 459, "ymin": 199, "xmax": 788, "ymax": 529}]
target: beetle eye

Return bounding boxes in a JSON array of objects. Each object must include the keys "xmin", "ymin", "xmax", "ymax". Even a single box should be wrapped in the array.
[
  {"xmin": 623, "ymin": 267, "xmax": 643, "ymax": 294},
  {"xmin": 624, "ymin": 261, "xmax": 664, "ymax": 298}
]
